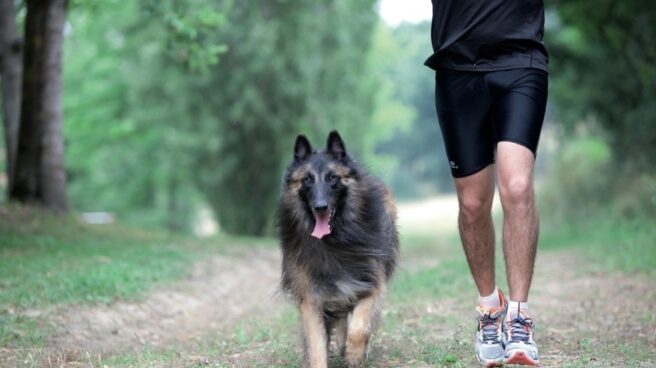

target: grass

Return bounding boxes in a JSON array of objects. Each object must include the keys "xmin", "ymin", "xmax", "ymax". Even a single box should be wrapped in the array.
[
  {"xmin": 540, "ymin": 210, "xmax": 656, "ymax": 273},
  {"xmin": 94, "ymin": 251, "xmax": 479, "ymax": 368},
  {"xmin": 1, "ymin": 201, "xmax": 654, "ymax": 367},
  {"xmin": 0, "ymin": 206, "xmax": 218, "ymax": 348},
  {"xmin": 48, "ymin": 223, "xmax": 475, "ymax": 368}
]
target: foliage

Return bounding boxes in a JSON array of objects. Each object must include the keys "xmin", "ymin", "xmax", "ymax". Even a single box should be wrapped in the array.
[
  {"xmin": 64, "ymin": 0, "xmax": 229, "ymax": 230},
  {"xmin": 6, "ymin": 0, "xmax": 449, "ymax": 233},
  {"xmin": 62, "ymin": 0, "xmax": 383, "ymax": 235},
  {"xmin": 548, "ymin": 0, "xmax": 656, "ymax": 170},
  {"xmin": 539, "ymin": 136, "xmax": 655, "ymax": 273},
  {"xmin": 374, "ymin": 22, "xmax": 452, "ymax": 199},
  {"xmin": 540, "ymin": 136, "xmax": 612, "ymax": 218},
  {"xmin": 541, "ymin": 2, "xmax": 656, "ymax": 234},
  {"xmin": 188, "ymin": 1, "xmax": 381, "ymax": 235}
]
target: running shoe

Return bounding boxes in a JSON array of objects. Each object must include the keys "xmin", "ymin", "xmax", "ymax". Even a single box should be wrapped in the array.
[
  {"xmin": 503, "ymin": 307, "xmax": 540, "ymax": 366},
  {"xmin": 475, "ymin": 288, "xmax": 507, "ymax": 367}
]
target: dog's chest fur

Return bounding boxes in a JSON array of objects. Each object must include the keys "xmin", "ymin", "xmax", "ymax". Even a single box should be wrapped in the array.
[{"xmin": 290, "ymin": 236, "xmax": 380, "ymax": 307}]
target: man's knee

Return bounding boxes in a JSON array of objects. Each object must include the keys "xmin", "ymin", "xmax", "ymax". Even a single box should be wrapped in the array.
[
  {"xmin": 499, "ymin": 176, "xmax": 533, "ymax": 208},
  {"xmin": 458, "ymin": 194, "xmax": 493, "ymax": 223}
]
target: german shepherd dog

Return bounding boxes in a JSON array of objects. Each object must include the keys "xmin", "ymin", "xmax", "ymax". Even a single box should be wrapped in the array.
[{"xmin": 278, "ymin": 131, "xmax": 399, "ymax": 368}]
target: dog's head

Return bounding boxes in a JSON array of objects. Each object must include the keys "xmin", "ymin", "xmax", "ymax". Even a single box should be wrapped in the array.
[{"xmin": 282, "ymin": 130, "xmax": 358, "ymax": 239}]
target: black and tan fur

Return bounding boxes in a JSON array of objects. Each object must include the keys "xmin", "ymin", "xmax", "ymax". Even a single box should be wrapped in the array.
[{"xmin": 278, "ymin": 131, "xmax": 399, "ymax": 368}]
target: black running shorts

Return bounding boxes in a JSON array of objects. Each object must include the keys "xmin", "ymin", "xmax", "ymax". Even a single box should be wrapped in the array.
[{"xmin": 434, "ymin": 67, "xmax": 548, "ymax": 178}]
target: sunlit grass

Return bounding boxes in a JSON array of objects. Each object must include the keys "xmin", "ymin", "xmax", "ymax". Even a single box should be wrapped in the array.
[
  {"xmin": 0, "ymin": 208, "xmax": 214, "ymax": 348},
  {"xmin": 540, "ymin": 211, "xmax": 656, "ymax": 273}
]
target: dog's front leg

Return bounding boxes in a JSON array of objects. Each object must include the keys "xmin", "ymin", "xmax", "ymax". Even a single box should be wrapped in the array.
[
  {"xmin": 335, "ymin": 315, "xmax": 348, "ymax": 357},
  {"xmin": 300, "ymin": 298, "xmax": 328, "ymax": 368},
  {"xmin": 345, "ymin": 284, "xmax": 386, "ymax": 367}
]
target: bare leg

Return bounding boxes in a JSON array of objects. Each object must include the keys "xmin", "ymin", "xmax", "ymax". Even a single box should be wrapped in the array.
[
  {"xmin": 300, "ymin": 299, "xmax": 328, "ymax": 368},
  {"xmin": 496, "ymin": 142, "xmax": 539, "ymax": 302},
  {"xmin": 454, "ymin": 165, "xmax": 496, "ymax": 297}
]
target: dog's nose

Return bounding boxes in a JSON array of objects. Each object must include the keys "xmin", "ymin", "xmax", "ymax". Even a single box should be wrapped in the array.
[{"xmin": 313, "ymin": 201, "xmax": 328, "ymax": 212}]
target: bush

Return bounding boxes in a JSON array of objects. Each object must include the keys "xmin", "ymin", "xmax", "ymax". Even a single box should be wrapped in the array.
[{"xmin": 540, "ymin": 135, "xmax": 612, "ymax": 219}]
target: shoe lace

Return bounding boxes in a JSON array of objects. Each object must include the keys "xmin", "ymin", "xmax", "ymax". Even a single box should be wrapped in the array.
[
  {"xmin": 480, "ymin": 312, "xmax": 502, "ymax": 343},
  {"xmin": 508, "ymin": 315, "xmax": 534, "ymax": 343}
]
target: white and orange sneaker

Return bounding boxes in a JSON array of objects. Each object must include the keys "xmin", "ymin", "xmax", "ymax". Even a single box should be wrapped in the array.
[
  {"xmin": 475, "ymin": 289, "xmax": 507, "ymax": 367},
  {"xmin": 503, "ymin": 307, "xmax": 540, "ymax": 366}
]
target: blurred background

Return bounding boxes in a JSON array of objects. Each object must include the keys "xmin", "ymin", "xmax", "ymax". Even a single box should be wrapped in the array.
[{"xmin": 1, "ymin": 0, "xmax": 654, "ymax": 238}]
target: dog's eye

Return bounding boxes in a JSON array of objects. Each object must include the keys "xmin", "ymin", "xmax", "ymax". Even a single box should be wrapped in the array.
[
  {"xmin": 326, "ymin": 173, "xmax": 338, "ymax": 182},
  {"xmin": 303, "ymin": 175, "xmax": 314, "ymax": 185}
]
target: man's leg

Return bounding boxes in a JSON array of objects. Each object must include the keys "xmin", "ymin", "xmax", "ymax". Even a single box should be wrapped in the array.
[
  {"xmin": 489, "ymin": 68, "xmax": 547, "ymax": 304},
  {"xmin": 496, "ymin": 142, "xmax": 538, "ymax": 303},
  {"xmin": 454, "ymin": 165, "xmax": 496, "ymax": 297},
  {"xmin": 496, "ymin": 141, "xmax": 540, "ymax": 366},
  {"xmin": 455, "ymin": 165, "xmax": 509, "ymax": 367},
  {"xmin": 434, "ymin": 68, "xmax": 504, "ymax": 366}
]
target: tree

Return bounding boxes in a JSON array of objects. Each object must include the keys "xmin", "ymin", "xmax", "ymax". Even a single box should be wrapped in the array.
[
  {"xmin": 10, "ymin": 0, "xmax": 69, "ymax": 212},
  {"xmin": 60, "ymin": 0, "xmax": 228, "ymax": 229},
  {"xmin": 190, "ymin": 0, "xmax": 381, "ymax": 235},
  {"xmin": 0, "ymin": 0, "xmax": 22, "ymax": 192},
  {"xmin": 549, "ymin": 0, "xmax": 656, "ymax": 170},
  {"xmin": 59, "ymin": 0, "xmax": 382, "ymax": 234}
]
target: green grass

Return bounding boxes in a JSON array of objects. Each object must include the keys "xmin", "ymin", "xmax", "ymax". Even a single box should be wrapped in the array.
[
  {"xmin": 390, "ymin": 259, "xmax": 471, "ymax": 303},
  {"xmin": 2, "ymin": 202, "xmax": 654, "ymax": 367},
  {"xmin": 540, "ymin": 211, "xmax": 656, "ymax": 273},
  {"xmin": 0, "ymin": 207, "xmax": 217, "ymax": 348}
]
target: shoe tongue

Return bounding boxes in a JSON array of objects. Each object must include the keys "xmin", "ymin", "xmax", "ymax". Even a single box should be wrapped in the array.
[
  {"xmin": 311, "ymin": 212, "xmax": 331, "ymax": 239},
  {"xmin": 488, "ymin": 308, "xmax": 505, "ymax": 319},
  {"xmin": 478, "ymin": 305, "xmax": 504, "ymax": 319},
  {"xmin": 508, "ymin": 307, "xmax": 525, "ymax": 317}
]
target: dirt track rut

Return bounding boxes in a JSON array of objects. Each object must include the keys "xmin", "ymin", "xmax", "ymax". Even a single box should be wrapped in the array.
[{"xmin": 47, "ymin": 247, "xmax": 283, "ymax": 353}]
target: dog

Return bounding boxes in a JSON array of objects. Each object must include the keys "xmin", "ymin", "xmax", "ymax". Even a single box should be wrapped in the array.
[{"xmin": 278, "ymin": 130, "xmax": 399, "ymax": 368}]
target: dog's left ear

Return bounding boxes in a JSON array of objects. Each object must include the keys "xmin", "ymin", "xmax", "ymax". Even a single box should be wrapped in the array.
[{"xmin": 326, "ymin": 130, "xmax": 347, "ymax": 159}]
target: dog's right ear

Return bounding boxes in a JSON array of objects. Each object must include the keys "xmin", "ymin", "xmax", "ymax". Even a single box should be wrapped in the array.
[{"xmin": 294, "ymin": 135, "xmax": 313, "ymax": 162}]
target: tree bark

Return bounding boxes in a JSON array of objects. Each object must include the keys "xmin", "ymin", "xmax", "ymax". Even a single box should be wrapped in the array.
[
  {"xmin": 10, "ymin": 0, "xmax": 69, "ymax": 212},
  {"xmin": 0, "ymin": 0, "xmax": 23, "ymax": 192}
]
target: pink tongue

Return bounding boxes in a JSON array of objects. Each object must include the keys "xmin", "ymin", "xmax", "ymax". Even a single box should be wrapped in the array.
[{"xmin": 311, "ymin": 212, "xmax": 331, "ymax": 239}]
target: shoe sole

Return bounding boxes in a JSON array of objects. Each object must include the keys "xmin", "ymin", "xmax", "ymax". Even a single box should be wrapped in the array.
[
  {"xmin": 505, "ymin": 350, "xmax": 539, "ymax": 366},
  {"xmin": 476, "ymin": 332, "xmax": 504, "ymax": 367},
  {"xmin": 477, "ymin": 357, "xmax": 504, "ymax": 367}
]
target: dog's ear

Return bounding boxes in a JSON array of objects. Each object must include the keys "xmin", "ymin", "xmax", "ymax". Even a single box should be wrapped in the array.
[
  {"xmin": 294, "ymin": 135, "xmax": 313, "ymax": 162},
  {"xmin": 326, "ymin": 130, "xmax": 346, "ymax": 159}
]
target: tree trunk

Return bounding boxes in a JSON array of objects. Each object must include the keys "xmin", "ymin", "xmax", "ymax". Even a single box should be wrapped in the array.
[
  {"xmin": 167, "ymin": 176, "xmax": 182, "ymax": 232},
  {"xmin": 10, "ymin": 0, "xmax": 69, "ymax": 212},
  {"xmin": 0, "ymin": 0, "xmax": 23, "ymax": 192}
]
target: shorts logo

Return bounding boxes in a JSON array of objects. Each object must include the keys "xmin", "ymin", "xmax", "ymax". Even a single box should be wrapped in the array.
[{"xmin": 449, "ymin": 160, "xmax": 459, "ymax": 169}]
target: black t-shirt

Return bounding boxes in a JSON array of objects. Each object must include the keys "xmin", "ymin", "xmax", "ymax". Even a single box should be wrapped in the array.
[{"xmin": 425, "ymin": 0, "xmax": 549, "ymax": 72}]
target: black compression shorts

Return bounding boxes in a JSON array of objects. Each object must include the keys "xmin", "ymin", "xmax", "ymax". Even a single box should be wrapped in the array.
[{"xmin": 434, "ymin": 67, "xmax": 548, "ymax": 178}]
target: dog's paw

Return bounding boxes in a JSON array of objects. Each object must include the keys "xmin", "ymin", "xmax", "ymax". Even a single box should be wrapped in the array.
[{"xmin": 345, "ymin": 347, "xmax": 367, "ymax": 367}]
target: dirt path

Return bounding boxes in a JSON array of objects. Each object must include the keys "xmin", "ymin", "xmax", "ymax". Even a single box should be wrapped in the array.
[
  {"xmin": 393, "ymin": 197, "xmax": 655, "ymax": 366},
  {"xmin": 33, "ymin": 245, "xmax": 655, "ymax": 367},
  {"xmin": 531, "ymin": 252, "xmax": 656, "ymax": 366},
  {"xmin": 47, "ymin": 247, "xmax": 284, "ymax": 354},
  {"xmin": 4, "ymin": 196, "xmax": 653, "ymax": 366},
  {"xmin": 380, "ymin": 252, "xmax": 656, "ymax": 368}
]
